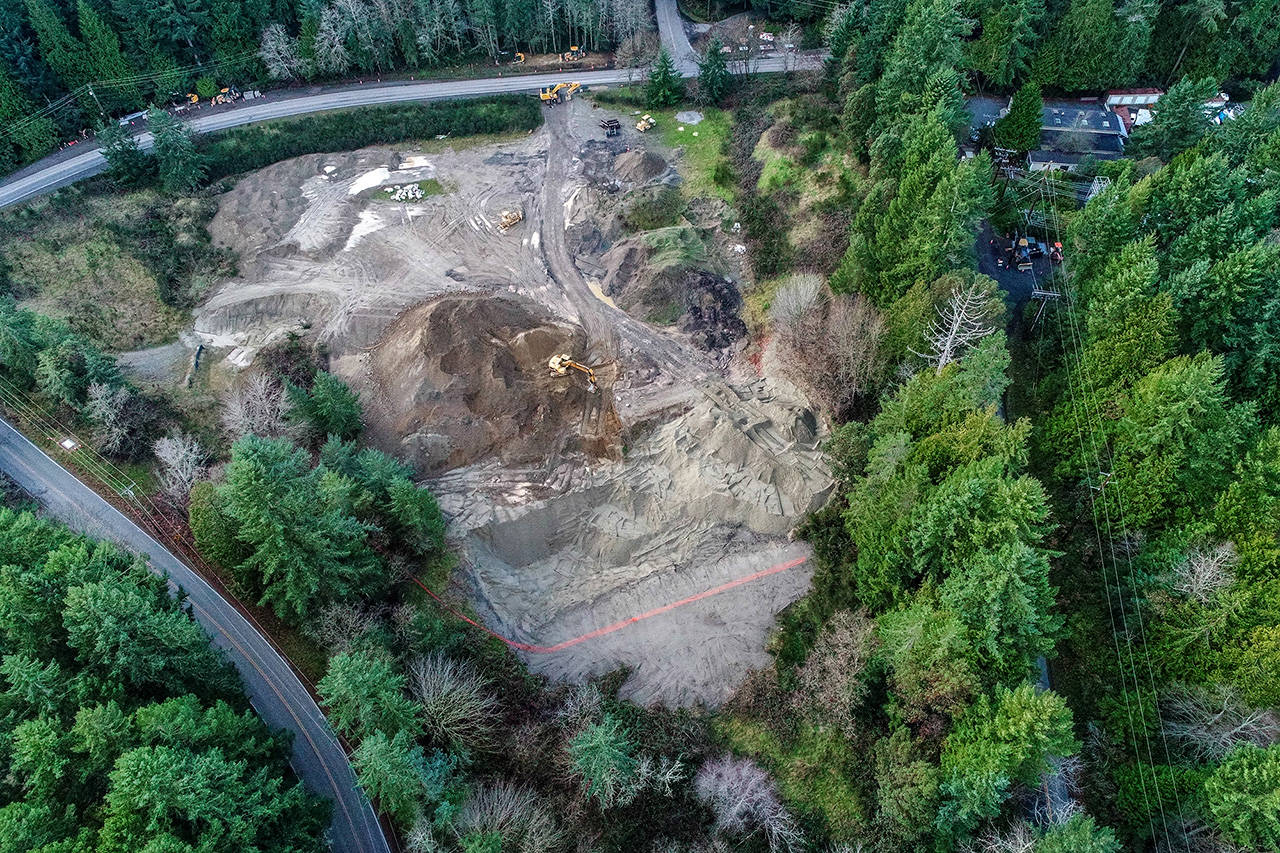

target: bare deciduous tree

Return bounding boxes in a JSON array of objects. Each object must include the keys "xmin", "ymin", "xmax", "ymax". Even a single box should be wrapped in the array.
[
  {"xmin": 313, "ymin": 5, "xmax": 352, "ymax": 75},
  {"xmin": 405, "ymin": 653, "xmax": 500, "ymax": 750},
  {"xmin": 695, "ymin": 755, "xmax": 805, "ymax": 853},
  {"xmin": 86, "ymin": 383, "xmax": 132, "ymax": 456},
  {"xmin": 454, "ymin": 779, "xmax": 565, "ymax": 853},
  {"xmin": 961, "ymin": 821, "xmax": 1037, "ymax": 853},
  {"xmin": 791, "ymin": 610, "xmax": 877, "ymax": 738},
  {"xmin": 772, "ymin": 275, "xmax": 885, "ymax": 417},
  {"xmin": 1157, "ymin": 818, "xmax": 1252, "ymax": 853},
  {"xmin": 153, "ymin": 431, "xmax": 206, "ymax": 503},
  {"xmin": 555, "ymin": 681, "xmax": 604, "ymax": 730},
  {"xmin": 306, "ymin": 601, "xmax": 390, "ymax": 653},
  {"xmin": 779, "ymin": 23, "xmax": 801, "ymax": 71},
  {"xmin": 222, "ymin": 372, "xmax": 290, "ymax": 438},
  {"xmin": 260, "ymin": 24, "xmax": 307, "ymax": 79},
  {"xmin": 826, "ymin": 294, "xmax": 885, "ymax": 411},
  {"xmin": 918, "ymin": 281, "xmax": 999, "ymax": 375},
  {"xmin": 1161, "ymin": 684, "xmax": 1280, "ymax": 761},
  {"xmin": 1171, "ymin": 543, "xmax": 1237, "ymax": 604}
]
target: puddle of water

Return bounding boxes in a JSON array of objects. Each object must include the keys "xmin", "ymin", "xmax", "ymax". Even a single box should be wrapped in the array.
[{"xmin": 588, "ymin": 279, "xmax": 616, "ymax": 308}]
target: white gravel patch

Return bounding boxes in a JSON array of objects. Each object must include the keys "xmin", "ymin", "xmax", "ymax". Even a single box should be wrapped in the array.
[{"xmin": 348, "ymin": 166, "xmax": 390, "ymax": 195}]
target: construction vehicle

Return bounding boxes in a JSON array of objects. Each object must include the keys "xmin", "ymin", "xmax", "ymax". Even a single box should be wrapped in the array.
[
  {"xmin": 561, "ymin": 45, "xmax": 586, "ymax": 62},
  {"xmin": 635, "ymin": 114, "xmax": 655, "ymax": 132},
  {"xmin": 539, "ymin": 81, "xmax": 581, "ymax": 104},
  {"xmin": 499, "ymin": 209, "xmax": 523, "ymax": 231},
  {"xmin": 513, "ymin": 52, "xmax": 526, "ymax": 64},
  {"xmin": 548, "ymin": 354, "xmax": 598, "ymax": 392},
  {"xmin": 599, "ymin": 118, "xmax": 621, "ymax": 137}
]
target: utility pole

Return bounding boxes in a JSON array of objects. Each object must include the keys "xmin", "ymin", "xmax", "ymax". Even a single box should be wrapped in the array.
[
  {"xmin": 86, "ymin": 84, "xmax": 106, "ymax": 121},
  {"xmin": 1029, "ymin": 287, "xmax": 1060, "ymax": 331}
]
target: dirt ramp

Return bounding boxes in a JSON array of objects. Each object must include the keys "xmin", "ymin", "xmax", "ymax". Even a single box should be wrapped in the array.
[{"xmin": 360, "ymin": 294, "xmax": 618, "ymax": 474}]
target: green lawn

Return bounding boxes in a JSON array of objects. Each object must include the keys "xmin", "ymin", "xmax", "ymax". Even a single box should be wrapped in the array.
[{"xmin": 655, "ymin": 107, "xmax": 734, "ymax": 201}]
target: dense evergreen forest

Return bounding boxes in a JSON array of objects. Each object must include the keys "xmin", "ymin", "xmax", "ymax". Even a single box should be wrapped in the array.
[{"xmin": 0, "ymin": 507, "xmax": 330, "ymax": 851}]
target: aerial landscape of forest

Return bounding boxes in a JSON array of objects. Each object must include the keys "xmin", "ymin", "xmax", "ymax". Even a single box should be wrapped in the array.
[{"xmin": 0, "ymin": 0, "xmax": 1278, "ymax": 850}]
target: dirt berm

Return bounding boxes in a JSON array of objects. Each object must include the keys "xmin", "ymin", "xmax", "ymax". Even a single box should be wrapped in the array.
[{"xmin": 358, "ymin": 294, "xmax": 620, "ymax": 473}]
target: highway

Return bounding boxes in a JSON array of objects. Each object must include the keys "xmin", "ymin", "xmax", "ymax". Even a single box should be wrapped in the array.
[{"xmin": 0, "ymin": 417, "xmax": 388, "ymax": 853}]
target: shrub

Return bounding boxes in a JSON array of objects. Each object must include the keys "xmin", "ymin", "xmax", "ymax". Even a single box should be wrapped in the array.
[
  {"xmin": 197, "ymin": 97, "xmax": 542, "ymax": 183},
  {"xmin": 405, "ymin": 653, "xmax": 500, "ymax": 751},
  {"xmin": 622, "ymin": 187, "xmax": 685, "ymax": 232}
]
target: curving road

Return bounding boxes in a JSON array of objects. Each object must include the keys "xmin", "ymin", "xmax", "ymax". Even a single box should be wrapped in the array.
[{"xmin": 0, "ymin": 417, "xmax": 387, "ymax": 853}]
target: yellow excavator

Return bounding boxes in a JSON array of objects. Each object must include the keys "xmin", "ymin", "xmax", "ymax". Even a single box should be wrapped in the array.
[
  {"xmin": 548, "ymin": 354, "xmax": 598, "ymax": 392},
  {"xmin": 539, "ymin": 81, "xmax": 581, "ymax": 104}
]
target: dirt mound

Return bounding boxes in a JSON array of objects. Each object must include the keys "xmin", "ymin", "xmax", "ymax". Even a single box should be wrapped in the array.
[
  {"xmin": 359, "ymin": 294, "xmax": 618, "ymax": 474},
  {"xmin": 682, "ymin": 272, "xmax": 747, "ymax": 350},
  {"xmin": 613, "ymin": 150, "xmax": 668, "ymax": 183},
  {"xmin": 444, "ymin": 384, "xmax": 832, "ymax": 706}
]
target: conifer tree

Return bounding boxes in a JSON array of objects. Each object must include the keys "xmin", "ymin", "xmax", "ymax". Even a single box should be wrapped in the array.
[
  {"xmin": 146, "ymin": 106, "xmax": 205, "ymax": 192},
  {"xmin": 645, "ymin": 48, "xmax": 683, "ymax": 108},
  {"xmin": 77, "ymin": 0, "xmax": 140, "ymax": 111},
  {"xmin": 993, "ymin": 80, "xmax": 1042, "ymax": 153},
  {"xmin": 696, "ymin": 39, "xmax": 729, "ymax": 105}
]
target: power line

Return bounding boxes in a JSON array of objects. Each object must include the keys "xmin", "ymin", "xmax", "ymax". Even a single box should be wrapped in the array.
[
  {"xmin": 1035, "ymin": 174, "xmax": 1192, "ymax": 851},
  {"xmin": 0, "ymin": 50, "xmax": 261, "ymax": 143}
]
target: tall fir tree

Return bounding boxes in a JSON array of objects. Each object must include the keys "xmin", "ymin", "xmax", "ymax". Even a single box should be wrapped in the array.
[
  {"xmin": 993, "ymin": 80, "xmax": 1043, "ymax": 152},
  {"xmin": 24, "ymin": 0, "xmax": 91, "ymax": 95},
  {"xmin": 645, "ymin": 48, "xmax": 683, "ymax": 108},
  {"xmin": 146, "ymin": 106, "xmax": 206, "ymax": 192},
  {"xmin": 77, "ymin": 0, "xmax": 140, "ymax": 112},
  {"xmin": 695, "ymin": 38, "xmax": 729, "ymax": 105}
]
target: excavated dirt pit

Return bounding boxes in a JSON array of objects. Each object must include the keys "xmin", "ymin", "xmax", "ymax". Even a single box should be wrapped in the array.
[{"xmin": 186, "ymin": 100, "xmax": 831, "ymax": 706}]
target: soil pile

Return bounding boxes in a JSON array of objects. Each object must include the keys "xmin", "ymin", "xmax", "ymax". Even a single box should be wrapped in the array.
[
  {"xmin": 613, "ymin": 150, "xmax": 668, "ymax": 183},
  {"xmin": 682, "ymin": 271, "xmax": 747, "ymax": 350},
  {"xmin": 447, "ymin": 383, "xmax": 831, "ymax": 706},
  {"xmin": 360, "ymin": 294, "xmax": 616, "ymax": 474}
]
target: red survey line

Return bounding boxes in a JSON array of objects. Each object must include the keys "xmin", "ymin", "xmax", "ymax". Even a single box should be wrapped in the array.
[{"xmin": 410, "ymin": 555, "xmax": 808, "ymax": 654}]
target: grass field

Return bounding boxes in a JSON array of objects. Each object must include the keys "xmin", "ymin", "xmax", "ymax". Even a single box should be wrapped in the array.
[{"xmin": 0, "ymin": 189, "xmax": 231, "ymax": 351}]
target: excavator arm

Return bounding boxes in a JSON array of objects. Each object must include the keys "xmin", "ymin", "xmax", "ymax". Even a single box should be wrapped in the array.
[{"xmin": 548, "ymin": 354, "xmax": 598, "ymax": 391}]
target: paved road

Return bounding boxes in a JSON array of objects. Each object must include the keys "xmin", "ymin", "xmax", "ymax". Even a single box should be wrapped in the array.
[
  {"xmin": 0, "ymin": 48, "xmax": 822, "ymax": 210},
  {"xmin": 0, "ymin": 417, "xmax": 387, "ymax": 853},
  {"xmin": 656, "ymin": 0, "xmax": 699, "ymax": 71}
]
